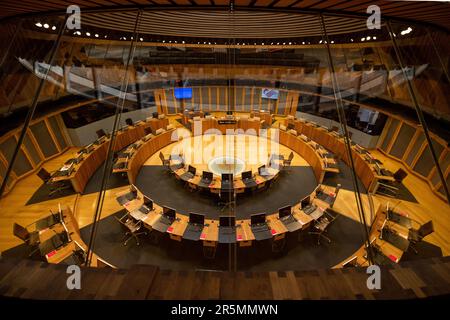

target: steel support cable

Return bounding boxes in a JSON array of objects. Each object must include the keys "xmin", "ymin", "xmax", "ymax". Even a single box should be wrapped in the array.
[
  {"xmin": 85, "ymin": 10, "xmax": 142, "ymax": 266},
  {"xmin": 319, "ymin": 14, "xmax": 374, "ymax": 264}
]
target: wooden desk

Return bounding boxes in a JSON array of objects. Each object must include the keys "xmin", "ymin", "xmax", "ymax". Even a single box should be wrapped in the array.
[{"xmin": 52, "ymin": 117, "xmax": 169, "ymax": 193}]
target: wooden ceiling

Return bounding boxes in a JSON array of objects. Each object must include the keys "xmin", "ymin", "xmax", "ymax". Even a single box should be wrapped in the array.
[{"xmin": 1, "ymin": 0, "xmax": 449, "ymax": 33}]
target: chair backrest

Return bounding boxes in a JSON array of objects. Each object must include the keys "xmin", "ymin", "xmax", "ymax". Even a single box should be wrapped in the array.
[
  {"xmin": 288, "ymin": 152, "xmax": 294, "ymax": 161},
  {"xmin": 37, "ymin": 168, "xmax": 51, "ymax": 183},
  {"xmin": 144, "ymin": 127, "xmax": 153, "ymax": 135},
  {"xmin": 96, "ymin": 129, "xmax": 106, "ymax": 139},
  {"xmin": 125, "ymin": 118, "xmax": 134, "ymax": 126},
  {"xmin": 159, "ymin": 152, "xmax": 165, "ymax": 163},
  {"xmin": 13, "ymin": 223, "xmax": 30, "ymax": 242},
  {"xmin": 418, "ymin": 220, "xmax": 434, "ymax": 238},
  {"xmin": 393, "ymin": 168, "xmax": 408, "ymax": 182}
]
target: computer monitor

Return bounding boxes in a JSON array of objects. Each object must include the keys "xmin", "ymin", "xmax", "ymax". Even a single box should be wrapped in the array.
[
  {"xmin": 96, "ymin": 129, "xmax": 106, "ymax": 139},
  {"xmin": 300, "ymin": 196, "xmax": 310, "ymax": 209},
  {"xmin": 202, "ymin": 171, "xmax": 213, "ymax": 181},
  {"xmin": 287, "ymin": 123, "xmax": 295, "ymax": 130},
  {"xmin": 143, "ymin": 196, "xmax": 153, "ymax": 210},
  {"xmin": 162, "ymin": 206, "xmax": 176, "ymax": 219},
  {"xmin": 189, "ymin": 212, "xmax": 205, "ymax": 225},
  {"xmin": 219, "ymin": 216, "xmax": 236, "ymax": 227},
  {"xmin": 152, "ymin": 112, "xmax": 159, "ymax": 119},
  {"xmin": 226, "ymin": 110, "xmax": 233, "ymax": 115},
  {"xmin": 125, "ymin": 118, "xmax": 134, "ymax": 126},
  {"xmin": 241, "ymin": 170, "xmax": 252, "ymax": 180},
  {"xmin": 188, "ymin": 165, "xmax": 196, "ymax": 175},
  {"xmin": 257, "ymin": 165, "xmax": 266, "ymax": 175},
  {"xmin": 278, "ymin": 205, "xmax": 292, "ymax": 218},
  {"xmin": 250, "ymin": 213, "xmax": 266, "ymax": 225},
  {"xmin": 222, "ymin": 173, "xmax": 233, "ymax": 182}
]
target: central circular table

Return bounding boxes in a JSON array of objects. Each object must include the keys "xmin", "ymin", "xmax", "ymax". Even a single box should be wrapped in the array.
[{"xmin": 208, "ymin": 156, "xmax": 246, "ymax": 176}]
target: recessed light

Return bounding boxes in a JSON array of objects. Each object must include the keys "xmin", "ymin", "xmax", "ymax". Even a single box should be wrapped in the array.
[
  {"xmin": 43, "ymin": 23, "xmax": 49, "ymax": 29},
  {"xmin": 373, "ymin": 36, "xmax": 377, "ymax": 40},
  {"xmin": 86, "ymin": 32, "xmax": 91, "ymax": 36},
  {"xmin": 95, "ymin": 34, "xmax": 99, "ymax": 38},
  {"xmin": 51, "ymin": 26, "xmax": 56, "ymax": 30},
  {"xmin": 361, "ymin": 37, "xmax": 365, "ymax": 41},
  {"xmin": 367, "ymin": 36, "xmax": 371, "ymax": 40},
  {"xmin": 35, "ymin": 22, "xmax": 42, "ymax": 27}
]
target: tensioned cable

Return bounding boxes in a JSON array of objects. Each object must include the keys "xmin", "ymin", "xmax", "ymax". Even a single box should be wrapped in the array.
[
  {"xmin": 319, "ymin": 14, "xmax": 374, "ymax": 264},
  {"xmin": 0, "ymin": 15, "xmax": 68, "ymax": 199},
  {"xmin": 85, "ymin": 10, "xmax": 142, "ymax": 267}
]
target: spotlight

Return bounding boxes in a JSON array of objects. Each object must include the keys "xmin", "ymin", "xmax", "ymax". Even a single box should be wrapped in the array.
[
  {"xmin": 373, "ymin": 36, "xmax": 377, "ymax": 40},
  {"xmin": 289, "ymin": 42, "xmax": 292, "ymax": 45},
  {"xmin": 331, "ymin": 40, "xmax": 334, "ymax": 44},
  {"xmin": 104, "ymin": 35, "xmax": 107, "ymax": 38},
  {"xmin": 51, "ymin": 26, "xmax": 56, "ymax": 30},
  {"xmin": 319, "ymin": 40, "xmax": 322, "ymax": 44},
  {"xmin": 43, "ymin": 23, "xmax": 49, "ymax": 29},
  {"xmin": 86, "ymin": 32, "xmax": 91, "ymax": 36},
  {"xmin": 350, "ymin": 38, "xmax": 354, "ymax": 42},
  {"xmin": 302, "ymin": 41, "xmax": 305, "ymax": 45},
  {"xmin": 35, "ymin": 22, "xmax": 42, "ymax": 27},
  {"xmin": 95, "ymin": 34, "xmax": 99, "ymax": 38},
  {"xmin": 140, "ymin": 37, "xmax": 143, "ymax": 41},
  {"xmin": 367, "ymin": 36, "xmax": 371, "ymax": 40},
  {"xmin": 361, "ymin": 37, "xmax": 365, "ymax": 41}
]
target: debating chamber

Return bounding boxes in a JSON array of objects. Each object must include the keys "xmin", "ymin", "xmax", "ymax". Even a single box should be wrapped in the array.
[{"xmin": 0, "ymin": 0, "xmax": 449, "ymax": 305}]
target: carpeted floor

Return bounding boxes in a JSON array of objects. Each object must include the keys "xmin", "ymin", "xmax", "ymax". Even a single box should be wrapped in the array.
[
  {"xmin": 135, "ymin": 165, "xmax": 318, "ymax": 220},
  {"xmin": 26, "ymin": 163, "xmax": 129, "ymax": 205}
]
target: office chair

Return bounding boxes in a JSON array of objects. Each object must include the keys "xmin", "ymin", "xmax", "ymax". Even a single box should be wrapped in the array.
[
  {"xmin": 376, "ymin": 168, "xmax": 408, "ymax": 198},
  {"xmin": 408, "ymin": 220, "xmax": 434, "ymax": 254},
  {"xmin": 159, "ymin": 152, "xmax": 171, "ymax": 173},
  {"xmin": 219, "ymin": 189, "xmax": 236, "ymax": 212},
  {"xmin": 37, "ymin": 168, "xmax": 71, "ymax": 197},
  {"xmin": 282, "ymin": 152, "xmax": 294, "ymax": 171},
  {"xmin": 96, "ymin": 129, "xmax": 106, "ymax": 139},
  {"xmin": 115, "ymin": 214, "xmax": 148, "ymax": 246},
  {"xmin": 309, "ymin": 209, "xmax": 338, "ymax": 245},
  {"xmin": 125, "ymin": 118, "xmax": 134, "ymax": 126},
  {"xmin": 13, "ymin": 223, "xmax": 40, "ymax": 256}
]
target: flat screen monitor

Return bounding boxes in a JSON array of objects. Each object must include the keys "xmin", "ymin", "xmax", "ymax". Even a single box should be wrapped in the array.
[
  {"xmin": 287, "ymin": 123, "xmax": 295, "ymax": 130},
  {"xmin": 278, "ymin": 205, "xmax": 292, "ymax": 218},
  {"xmin": 301, "ymin": 196, "xmax": 310, "ymax": 209},
  {"xmin": 261, "ymin": 88, "xmax": 279, "ymax": 100},
  {"xmin": 188, "ymin": 165, "xmax": 196, "ymax": 175},
  {"xmin": 202, "ymin": 171, "xmax": 213, "ymax": 181},
  {"xmin": 257, "ymin": 165, "xmax": 266, "ymax": 175},
  {"xmin": 250, "ymin": 213, "xmax": 266, "ymax": 225},
  {"xmin": 219, "ymin": 216, "xmax": 236, "ymax": 227},
  {"xmin": 174, "ymin": 87, "xmax": 193, "ymax": 99},
  {"xmin": 241, "ymin": 170, "xmax": 252, "ymax": 180},
  {"xmin": 143, "ymin": 196, "xmax": 153, "ymax": 210},
  {"xmin": 189, "ymin": 212, "xmax": 205, "ymax": 225},
  {"xmin": 163, "ymin": 206, "xmax": 176, "ymax": 219},
  {"xmin": 222, "ymin": 173, "xmax": 233, "ymax": 182}
]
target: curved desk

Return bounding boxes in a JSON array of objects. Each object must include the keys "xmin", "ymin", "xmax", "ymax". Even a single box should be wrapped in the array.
[
  {"xmin": 284, "ymin": 118, "xmax": 395, "ymax": 191},
  {"xmin": 116, "ymin": 183, "xmax": 338, "ymax": 250},
  {"xmin": 51, "ymin": 117, "xmax": 169, "ymax": 193}
]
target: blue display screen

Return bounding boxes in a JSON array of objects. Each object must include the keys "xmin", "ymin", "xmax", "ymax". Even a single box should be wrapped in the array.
[{"xmin": 174, "ymin": 87, "xmax": 193, "ymax": 99}]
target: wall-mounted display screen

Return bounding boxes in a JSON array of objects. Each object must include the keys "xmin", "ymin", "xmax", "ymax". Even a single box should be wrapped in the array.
[
  {"xmin": 261, "ymin": 88, "xmax": 279, "ymax": 100},
  {"xmin": 174, "ymin": 87, "xmax": 193, "ymax": 99}
]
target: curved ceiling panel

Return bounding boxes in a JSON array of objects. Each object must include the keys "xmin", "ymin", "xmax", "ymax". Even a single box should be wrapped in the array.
[{"xmin": 80, "ymin": 10, "xmax": 369, "ymax": 38}]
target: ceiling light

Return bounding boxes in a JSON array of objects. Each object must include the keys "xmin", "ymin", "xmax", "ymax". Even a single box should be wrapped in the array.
[
  {"xmin": 350, "ymin": 38, "xmax": 354, "ymax": 42},
  {"xmin": 182, "ymin": 40, "xmax": 185, "ymax": 44},
  {"xmin": 43, "ymin": 23, "xmax": 49, "ymax": 29},
  {"xmin": 373, "ymin": 36, "xmax": 377, "ymax": 40},
  {"xmin": 86, "ymin": 32, "xmax": 91, "ymax": 36},
  {"xmin": 104, "ymin": 35, "xmax": 107, "ymax": 38},
  {"xmin": 140, "ymin": 37, "xmax": 143, "ymax": 41},
  {"xmin": 361, "ymin": 37, "xmax": 365, "ymax": 41},
  {"xmin": 367, "ymin": 36, "xmax": 371, "ymax": 40},
  {"xmin": 302, "ymin": 41, "xmax": 305, "ymax": 45},
  {"xmin": 331, "ymin": 40, "xmax": 334, "ymax": 44},
  {"xmin": 319, "ymin": 40, "xmax": 322, "ymax": 44},
  {"xmin": 35, "ymin": 22, "xmax": 42, "ymax": 27},
  {"xmin": 289, "ymin": 42, "xmax": 292, "ymax": 45},
  {"xmin": 51, "ymin": 26, "xmax": 56, "ymax": 31},
  {"xmin": 123, "ymin": 37, "xmax": 126, "ymax": 40},
  {"xmin": 95, "ymin": 34, "xmax": 99, "ymax": 38}
]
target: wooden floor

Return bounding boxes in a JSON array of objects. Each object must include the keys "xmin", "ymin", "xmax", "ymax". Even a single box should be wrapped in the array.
[
  {"xmin": 0, "ymin": 256, "xmax": 449, "ymax": 300},
  {"xmin": 0, "ymin": 114, "xmax": 449, "ymax": 265}
]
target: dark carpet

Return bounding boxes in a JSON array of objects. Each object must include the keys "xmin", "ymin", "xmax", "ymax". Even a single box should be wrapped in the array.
[
  {"xmin": 82, "ymin": 164, "xmax": 129, "ymax": 195},
  {"xmin": 323, "ymin": 161, "xmax": 367, "ymax": 193},
  {"xmin": 79, "ymin": 209, "xmax": 368, "ymax": 271},
  {"xmin": 26, "ymin": 181, "xmax": 76, "ymax": 206},
  {"xmin": 135, "ymin": 165, "xmax": 318, "ymax": 220}
]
